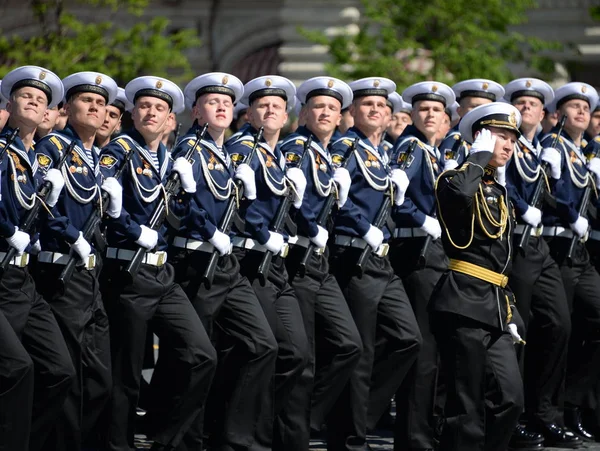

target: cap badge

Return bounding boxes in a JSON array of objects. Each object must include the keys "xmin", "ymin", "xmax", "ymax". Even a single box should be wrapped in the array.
[
  {"xmin": 432, "ymin": 84, "xmax": 438, "ymax": 92},
  {"xmin": 95, "ymin": 76, "xmax": 102, "ymax": 85},
  {"xmin": 525, "ymin": 80, "xmax": 532, "ymax": 88},
  {"xmin": 373, "ymin": 80, "xmax": 380, "ymax": 88},
  {"xmin": 582, "ymin": 85, "xmax": 587, "ymax": 93},
  {"xmin": 482, "ymin": 82, "xmax": 489, "ymax": 90},
  {"xmin": 509, "ymin": 111, "xmax": 517, "ymax": 126},
  {"xmin": 265, "ymin": 78, "xmax": 272, "ymax": 87},
  {"xmin": 327, "ymin": 79, "xmax": 334, "ymax": 88},
  {"xmin": 222, "ymin": 75, "xmax": 229, "ymax": 85},
  {"xmin": 39, "ymin": 71, "xmax": 46, "ymax": 80},
  {"xmin": 156, "ymin": 80, "xmax": 163, "ymax": 89}
]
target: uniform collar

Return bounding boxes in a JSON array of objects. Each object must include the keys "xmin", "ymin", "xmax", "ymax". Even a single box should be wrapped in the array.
[
  {"xmin": 401, "ymin": 124, "xmax": 431, "ymax": 145},
  {"xmin": 296, "ymin": 125, "xmax": 327, "ymax": 149},
  {"xmin": 1, "ymin": 125, "xmax": 35, "ymax": 168}
]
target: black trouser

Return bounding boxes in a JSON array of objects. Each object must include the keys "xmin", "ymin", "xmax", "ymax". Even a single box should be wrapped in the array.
[
  {"xmin": 234, "ymin": 247, "xmax": 310, "ymax": 451},
  {"xmin": 327, "ymin": 245, "xmax": 422, "ymax": 451},
  {"xmin": 510, "ymin": 235, "xmax": 571, "ymax": 425},
  {"xmin": 0, "ymin": 307, "xmax": 34, "ymax": 451},
  {"xmin": 548, "ymin": 238, "xmax": 600, "ymax": 408},
  {"xmin": 389, "ymin": 238, "xmax": 446, "ymax": 450},
  {"xmin": 167, "ymin": 248, "xmax": 278, "ymax": 450},
  {"xmin": 0, "ymin": 265, "xmax": 75, "ymax": 451},
  {"xmin": 431, "ymin": 312, "xmax": 523, "ymax": 451},
  {"xmin": 101, "ymin": 260, "xmax": 217, "ymax": 451},
  {"xmin": 279, "ymin": 245, "xmax": 362, "ymax": 451},
  {"xmin": 33, "ymin": 257, "xmax": 112, "ymax": 451}
]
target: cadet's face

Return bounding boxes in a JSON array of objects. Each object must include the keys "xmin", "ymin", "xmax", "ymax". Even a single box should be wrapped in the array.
[
  {"xmin": 387, "ymin": 112, "xmax": 412, "ymax": 139},
  {"xmin": 351, "ymin": 96, "xmax": 386, "ymax": 133},
  {"xmin": 303, "ymin": 95, "xmax": 342, "ymax": 135},
  {"xmin": 0, "ymin": 109, "xmax": 9, "ymax": 129},
  {"xmin": 39, "ymin": 106, "xmax": 60, "ymax": 132},
  {"xmin": 560, "ymin": 99, "xmax": 590, "ymax": 135},
  {"xmin": 436, "ymin": 115, "xmax": 451, "ymax": 142},
  {"xmin": 457, "ymin": 97, "xmax": 492, "ymax": 117},
  {"xmin": 8, "ymin": 86, "xmax": 48, "ymax": 127},
  {"xmin": 587, "ymin": 110, "xmax": 600, "ymax": 138},
  {"xmin": 55, "ymin": 106, "xmax": 68, "ymax": 131},
  {"xmin": 133, "ymin": 96, "xmax": 171, "ymax": 136},
  {"xmin": 339, "ymin": 110, "xmax": 354, "ymax": 134},
  {"xmin": 485, "ymin": 126, "xmax": 517, "ymax": 167},
  {"xmin": 512, "ymin": 96, "xmax": 544, "ymax": 129},
  {"xmin": 97, "ymin": 105, "xmax": 122, "ymax": 140},
  {"xmin": 412, "ymin": 100, "xmax": 444, "ymax": 139},
  {"xmin": 67, "ymin": 92, "xmax": 107, "ymax": 131},
  {"xmin": 193, "ymin": 93, "xmax": 233, "ymax": 130},
  {"xmin": 248, "ymin": 96, "xmax": 288, "ymax": 133}
]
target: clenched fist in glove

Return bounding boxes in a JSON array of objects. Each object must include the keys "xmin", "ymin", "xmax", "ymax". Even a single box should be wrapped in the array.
[
  {"xmin": 362, "ymin": 225, "xmax": 384, "ymax": 251},
  {"xmin": 136, "ymin": 225, "xmax": 158, "ymax": 250},
  {"xmin": 333, "ymin": 167, "xmax": 351, "ymax": 208},
  {"xmin": 541, "ymin": 147, "xmax": 561, "ymax": 180},
  {"xmin": 286, "ymin": 167, "xmax": 307, "ymax": 209},
  {"xmin": 72, "ymin": 232, "xmax": 92, "ymax": 261},
  {"xmin": 570, "ymin": 215, "xmax": 589, "ymax": 239},
  {"xmin": 44, "ymin": 168, "xmax": 65, "ymax": 208},
  {"xmin": 588, "ymin": 157, "xmax": 600, "ymax": 188},
  {"xmin": 101, "ymin": 177, "xmax": 123, "ymax": 218},
  {"xmin": 521, "ymin": 206, "xmax": 542, "ymax": 227},
  {"xmin": 310, "ymin": 225, "xmax": 329, "ymax": 249},
  {"xmin": 234, "ymin": 163, "xmax": 257, "ymax": 200},
  {"xmin": 173, "ymin": 157, "xmax": 196, "ymax": 193},
  {"xmin": 209, "ymin": 229, "xmax": 232, "ymax": 256},
  {"xmin": 390, "ymin": 168, "xmax": 409, "ymax": 206},
  {"xmin": 265, "ymin": 231, "xmax": 285, "ymax": 254},
  {"xmin": 6, "ymin": 227, "xmax": 30, "ymax": 254},
  {"xmin": 420, "ymin": 215, "xmax": 442, "ymax": 240}
]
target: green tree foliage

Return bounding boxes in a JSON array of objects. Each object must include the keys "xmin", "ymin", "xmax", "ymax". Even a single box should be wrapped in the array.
[
  {"xmin": 0, "ymin": 0, "xmax": 200, "ymax": 84},
  {"xmin": 302, "ymin": 0, "xmax": 561, "ymax": 86}
]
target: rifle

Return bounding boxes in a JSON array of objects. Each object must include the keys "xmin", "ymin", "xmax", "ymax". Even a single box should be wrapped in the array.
[
  {"xmin": 355, "ymin": 139, "xmax": 418, "ymax": 277},
  {"xmin": 0, "ymin": 138, "xmax": 72, "ymax": 275},
  {"xmin": 201, "ymin": 126, "xmax": 264, "ymax": 289},
  {"xmin": 517, "ymin": 114, "xmax": 567, "ymax": 254},
  {"xmin": 124, "ymin": 123, "xmax": 209, "ymax": 280},
  {"xmin": 58, "ymin": 140, "xmax": 136, "ymax": 290},
  {"xmin": 256, "ymin": 135, "xmax": 313, "ymax": 286},
  {"xmin": 0, "ymin": 128, "xmax": 19, "ymax": 162},
  {"xmin": 298, "ymin": 137, "xmax": 358, "ymax": 277},
  {"xmin": 170, "ymin": 122, "xmax": 182, "ymax": 152}
]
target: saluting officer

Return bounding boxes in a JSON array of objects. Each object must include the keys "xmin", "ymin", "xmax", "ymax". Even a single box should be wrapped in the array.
[
  {"xmin": 430, "ymin": 102, "xmax": 525, "ymax": 451},
  {"xmin": 99, "ymin": 76, "xmax": 217, "ymax": 451},
  {"xmin": 0, "ymin": 66, "xmax": 75, "ymax": 451},
  {"xmin": 388, "ymin": 81, "xmax": 454, "ymax": 451},
  {"xmin": 225, "ymin": 75, "xmax": 310, "ymax": 451},
  {"xmin": 33, "ymin": 71, "xmax": 122, "ymax": 451},
  {"xmin": 539, "ymin": 82, "xmax": 600, "ymax": 442},
  {"xmin": 327, "ymin": 77, "xmax": 421, "ymax": 451},
  {"xmin": 502, "ymin": 78, "xmax": 579, "ymax": 448},
  {"xmin": 95, "ymin": 87, "xmax": 130, "ymax": 148},
  {"xmin": 278, "ymin": 76, "xmax": 363, "ymax": 450},
  {"xmin": 166, "ymin": 72, "xmax": 278, "ymax": 451}
]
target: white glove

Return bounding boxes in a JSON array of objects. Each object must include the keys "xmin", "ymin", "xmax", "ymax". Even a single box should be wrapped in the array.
[
  {"xmin": 310, "ymin": 225, "xmax": 329, "ymax": 249},
  {"xmin": 470, "ymin": 128, "xmax": 496, "ymax": 155},
  {"xmin": 496, "ymin": 164, "xmax": 507, "ymax": 187},
  {"xmin": 332, "ymin": 167, "xmax": 351, "ymax": 208},
  {"xmin": 569, "ymin": 215, "xmax": 589, "ymax": 239},
  {"xmin": 6, "ymin": 227, "xmax": 30, "ymax": 254},
  {"xmin": 173, "ymin": 157, "xmax": 196, "ymax": 193},
  {"xmin": 390, "ymin": 168, "xmax": 409, "ymax": 206},
  {"xmin": 43, "ymin": 168, "xmax": 65, "ymax": 208},
  {"xmin": 101, "ymin": 177, "xmax": 123, "ymax": 219},
  {"xmin": 420, "ymin": 215, "xmax": 442, "ymax": 240},
  {"xmin": 72, "ymin": 232, "xmax": 91, "ymax": 261},
  {"xmin": 234, "ymin": 163, "xmax": 257, "ymax": 200},
  {"xmin": 508, "ymin": 323, "xmax": 525, "ymax": 345},
  {"xmin": 286, "ymin": 167, "xmax": 307, "ymax": 209},
  {"xmin": 265, "ymin": 231, "xmax": 285, "ymax": 254},
  {"xmin": 135, "ymin": 225, "xmax": 158, "ymax": 250},
  {"xmin": 541, "ymin": 147, "xmax": 561, "ymax": 180},
  {"xmin": 362, "ymin": 225, "xmax": 384, "ymax": 251},
  {"xmin": 29, "ymin": 240, "xmax": 41, "ymax": 256},
  {"xmin": 208, "ymin": 229, "xmax": 232, "ymax": 256},
  {"xmin": 444, "ymin": 159, "xmax": 459, "ymax": 171},
  {"xmin": 521, "ymin": 206, "xmax": 542, "ymax": 227},
  {"xmin": 588, "ymin": 157, "xmax": 600, "ymax": 188}
]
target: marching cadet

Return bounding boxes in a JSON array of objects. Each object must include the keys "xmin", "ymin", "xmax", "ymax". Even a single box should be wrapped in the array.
[
  {"xmin": 161, "ymin": 111, "xmax": 178, "ymax": 148},
  {"xmin": 95, "ymin": 87, "xmax": 130, "ymax": 148},
  {"xmin": 585, "ymin": 103, "xmax": 600, "ymax": 142},
  {"xmin": 388, "ymin": 81, "xmax": 454, "ymax": 451},
  {"xmin": 327, "ymin": 77, "xmax": 421, "ymax": 451},
  {"xmin": 0, "ymin": 66, "xmax": 75, "ymax": 451},
  {"xmin": 34, "ymin": 104, "xmax": 60, "ymax": 141},
  {"xmin": 166, "ymin": 72, "xmax": 278, "ymax": 451},
  {"xmin": 225, "ymin": 75, "xmax": 310, "ymax": 451},
  {"xmin": 279, "ymin": 76, "xmax": 363, "ymax": 450},
  {"xmin": 503, "ymin": 78, "xmax": 579, "ymax": 448},
  {"xmin": 430, "ymin": 102, "xmax": 525, "ymax": 451},
  {"xmin": 0, "ymin": 82, "xmax": 9, "ymax": 129},
  {"xmin": 230, "ymin": 101, "xmax": 249, "ymax": 135},
  {"xmin": 386, "ymin": 94, "xmax": 412, "ymax": 144},
  {"xmin": 540, "ymin": 107, "xmax": 559, "ymax": 137},
  {"xmin": 439, "ymin": 79, "xmax": 505, "ymax": 170},
  {"xmin": 33, "ymin": 71, "xmax": 121, "ymax": 451},
  {"xmin": 99, "ymin": 76, "xmax": 217, "ymax": 451},
  {"xmin": 539, "ymin": 82, "xmax": 600, "ymax": 442}
]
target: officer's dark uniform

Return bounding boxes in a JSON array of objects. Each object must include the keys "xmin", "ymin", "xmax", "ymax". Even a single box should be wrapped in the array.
[
  {"xmin": 167, "ymin": 124, "xmax": 278, "ymax": 450},
  {"xmin": 100, "ymin": 128, "xmax": 217, "ymax": 451},
  {"xmin": 226, "ymin": 122, "xmax": 310, "ymax": 450},
  {"xmin": 279, "ymin": 125, "xmax": 362, "ymax": 449},
  {"xmin": 0, "ymin": 126, "xmax": 75, "ymax": 451},
  {"xmin": 327, "ymin": 124, "xmax": 421, "ymax": 450}
]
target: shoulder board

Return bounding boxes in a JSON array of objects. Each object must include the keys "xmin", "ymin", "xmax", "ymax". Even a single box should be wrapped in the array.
[
  {"xmin": 594, "ymin": 136, "xmax": 600, "ymax": 143},
  {"xmin": 342, "ymin": 138, "xmax": 353, "ymax": 146},
  {"xmin": 0, "ymin": 142, "xmax": 5, "ymax": 149},
  {"xmin": 116, "ymin": 138, "xmax": 131, "ymax": 151},
  {"xmin": 582, "ymin": 139, "xmax": 588, "ymax": 148},
  {"xmin": 240, "ymin": 140, "xmax": 254, "ymax": 148},
  {"xmin": 49, "ymin": 136, "xmax": 63, "ymax": 151}
]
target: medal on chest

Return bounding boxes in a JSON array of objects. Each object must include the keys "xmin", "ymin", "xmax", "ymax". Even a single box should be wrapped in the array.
[
  {"xmin": 136, "ymin": 158, "xmax": 153, "ymax": 177},
  {"xmin": 8, "ymin": 151, "xmax": 28, "ymax": 183},
  {"xmin": 364, "ymin": 150, "xmax": 380, "ymax": 169},
  {"xmin": 69, "ymin": 150, "xmax": 89, "ymax": 176}
]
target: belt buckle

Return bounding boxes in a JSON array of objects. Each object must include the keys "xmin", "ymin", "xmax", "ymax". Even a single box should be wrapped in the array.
[
  {"xmin": 533, "ymin": 225, "xmax": 544, "ymax": 237},
  {"xmin": 156, "ymin": 251, "xmax": 167, "ymax": 266},
  {"xmin": 17, "ymin": 253, "xmax": 29, "ymax": 267},
  {"xmin": 377, "ymin": 243, "xmax": 390, "ymax": 257},
  {"xmin": 279, "ymin": 243, "xmax": 289, "ymax": 258},
  {"xmin": 85, "ymin": 254, "xmax": 96, "ymax": 270},
  {"xmin": 314, "ymin": 246, "xmax": 325, "ymax": 255},
  {"xmin": 500, "ymin": 275, "xmax": 508, "ymax": 288}
]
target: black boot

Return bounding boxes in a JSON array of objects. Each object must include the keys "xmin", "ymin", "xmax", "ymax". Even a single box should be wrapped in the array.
[
  {"xmin": 565, "ymin": 406, "xmax": 595, "ymax": 442},
  {"xmin": 529, "ymin": 420, "xmax": 581, "ymax": 448},
  {"xmin": 508, "ymin": 424, "xmax": 544, "ymax": 449}
]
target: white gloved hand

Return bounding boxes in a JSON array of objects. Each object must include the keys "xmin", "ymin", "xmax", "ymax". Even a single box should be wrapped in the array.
[
  {"xmin": 72, "ymin": 232, "xmax": 91, "ymax": 261},
  {"xmin": 444, "ymin": 159, "xmax": 459, "ymax": 171},
  {"xmin": 43, "ymin": 168, "xmax": 65, "ymax": 208},
  {"xmin": 588, "ymin": 157, "xmax": 600, "ymax": 188},
  {"xmin": 521, "ymin": 206, "xmax": 542, "ymax": 227},
  {"xmin": 286, "ymin": 167, "xmax": 307, "ymax": 209},
  {"xmin": 362, "ymin": 225, "xmax": 384, "ymax": 251},
  {"xmin": 569, "ymin": 215, "xmax": 589, "ymax": 239},
  {"xmin": 390, "ymin": 168, "xmax": 409, "ymax": 206},
  {"xmin": 265, "ymin": 231, "xmax": 285, "ymax": 254},
  {"xmin": 508, "ymin": 323, "xmax": 524, "ymax": 345},
  {"xmin": 234, "ymin": 163, "xmax": 257, "ymax": 200},
  {"xmin": 541, "ymin": 147, "xmax": 561, "ymax": 180},
  {"xmin": 29, "ymin": 240, "xmax": 41, "ymax": 256},
  {"xmin": 209, "ymin": 229, "xmax": 232, "ymax": 256},
  {"xmin": 333, "ymin": 167, "xmax": 351, "ymax": 208},
  {"xmin": 173, "ymin": 157, "xmax": 196, "ymax": 193},
  {"xmin": 6, "ymin": 227, "xmax": 30, "ymax": 254},
  {"xmin": 470, "ymin": 128, "xmax": 496, "ymax": 155},
  {"xmin": 420, "ymin": 215, "xmax": 442, "ymax": 240},
  {"xmin": 135, "ymin": 225, "xmax": 158, "ymax": 250},
  {"xmin": 101, "ymin": 177, "xmax": 123, "ymax": 219},
  {"xmin": 310, "ymin": 225, "xmax": 329, "ymax": 249}
]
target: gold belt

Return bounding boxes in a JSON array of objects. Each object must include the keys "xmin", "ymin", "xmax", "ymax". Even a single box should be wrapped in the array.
[{"xmin": 448, "ymin": 259, "xmax": 508, "ymax": 288}]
